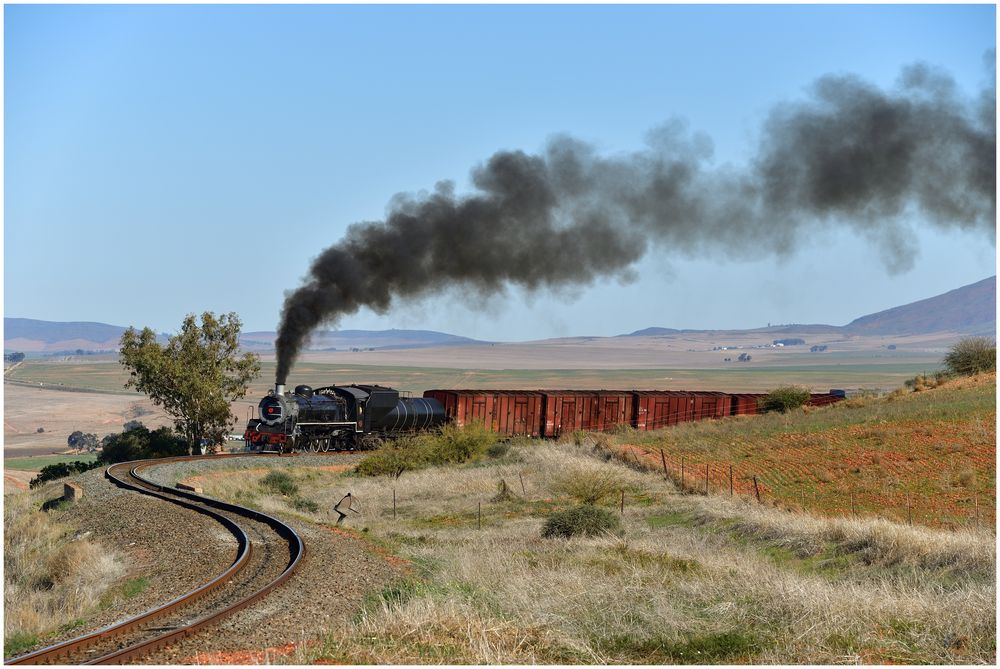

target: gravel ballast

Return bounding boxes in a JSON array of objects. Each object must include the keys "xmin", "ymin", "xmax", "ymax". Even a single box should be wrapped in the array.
[{"xmin": 16, "ymin": 453, "xmax": 403, "ymax": 664}]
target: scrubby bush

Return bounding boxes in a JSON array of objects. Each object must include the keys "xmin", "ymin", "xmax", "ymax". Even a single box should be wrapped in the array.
[
  {"xmin": 426, "ymin": 422, "xmax": 498, "ymax": 463},
  {"xmin": 541, "ymin": 505, "xmax": 622, "ymax": 539},
  {"xmin": 261, "ymin": 470, "xmax": 298, "ymax": 497},
  {"xmin": 904, "ymin": 372, "xmax": 951, "ymax": 391},
  {"xmin": 943, "ymin": 337, "xmax": 996, "ymax": 376},
  {"xmin": 29, "ymin": 461, "xmax": 102, "ymax": 489},
  {"xmin": 291, "ymin": 496, "xmax": 319, "ymax": 513},
  {"xmin": 98, "ymin": 426, "xmax": 189, "ymax": 464},
  {"xmin": 553, "ymin": 466, "xmax": 623, "ymax": 504},
  {"xmin": 355, "ymin": 424, "xmax": 501, "ymax": 477},
  {"xmin": 758, "ymin": 386, "xmax": 810, "ymax": 413}
]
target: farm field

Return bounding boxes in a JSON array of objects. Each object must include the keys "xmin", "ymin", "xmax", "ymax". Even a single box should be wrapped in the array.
[
  {"xmin": 612, "ymin": 373, "xmax": 996, "ymax": 529},
  {"xmin": 4, "ymin": 453, "xmax": 98, "ymax": 472},
  {"xmin": 4, "ymin": 353, "xmax": 943, "ymax": 461},
  {"xmin": 7, "ymin": 356, "xmax": 943, "ymax": 397}
]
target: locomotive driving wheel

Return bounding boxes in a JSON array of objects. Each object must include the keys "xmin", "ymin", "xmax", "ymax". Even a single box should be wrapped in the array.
[
  {"xmin": 320, "ymin": 438, "xmax": 331, "ymax": 452},
  {"xmin": 309, "ymin": 438, "xmax": 320, "ymax": 453}
]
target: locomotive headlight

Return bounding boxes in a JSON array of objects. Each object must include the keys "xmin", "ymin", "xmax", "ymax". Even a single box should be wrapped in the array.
[{"xmin": 259, "ymin": 397, "xmax": 285, "ymax": 425}]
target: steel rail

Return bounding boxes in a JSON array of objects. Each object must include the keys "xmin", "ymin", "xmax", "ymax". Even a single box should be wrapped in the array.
[{"xmin": 6, "ymin": 454, "xmax": 305, "ymax": 666}]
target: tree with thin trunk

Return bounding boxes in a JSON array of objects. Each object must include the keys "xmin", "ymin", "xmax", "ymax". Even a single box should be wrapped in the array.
[{"xmin": 119, "ymin": 312, "xmax": 260, "ymax": 455}]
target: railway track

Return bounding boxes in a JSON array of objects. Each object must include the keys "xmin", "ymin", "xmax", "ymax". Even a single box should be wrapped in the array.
[{"xmin": 7, "ymin": 455, "xmax": 305, "ymax": 665}]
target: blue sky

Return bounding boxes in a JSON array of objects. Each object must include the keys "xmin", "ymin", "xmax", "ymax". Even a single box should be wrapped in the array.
[{"xmin": 4, "ymin": 4, "xmax": 996, "ymax": 340}]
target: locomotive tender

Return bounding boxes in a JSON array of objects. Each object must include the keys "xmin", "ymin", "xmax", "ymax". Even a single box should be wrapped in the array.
[{"xmin": 244, "ymin": 383, "xmax": 445, "ymax": 452}]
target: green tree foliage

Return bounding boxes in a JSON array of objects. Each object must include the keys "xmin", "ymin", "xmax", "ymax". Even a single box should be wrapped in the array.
[
  {"xmin": 98, "ymin": 426, "xmax": 189, "ymax": 464},
  {"xmin": 122, "ymin": 420, "xmax": 144, "ymax": 432},
  {"xmin": 29, "ymin": 461, "xmax": 102, "ymax": 488},
  {"xmin": 67, "ymin": 431, "xmax": 99, "ymax": 452},
  {"xmin": 119, "ymin": 312, "xmax": 260, "ymax": 454},
  {"xmin": 758, "ymin": 386, "xmax": 810, "ymax": 413},
  {"xmin": 943, "ymin": 336, "xmax": 996, "ymax": 376}
]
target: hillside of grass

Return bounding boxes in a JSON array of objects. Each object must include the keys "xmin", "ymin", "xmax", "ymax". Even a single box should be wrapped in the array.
[
  {"xmin": 608, "ymin": 373, "xmax": 995, "ymax": 529},
  {"xmin": 162, "ymin": 428, "xmax": 995, "ymax": 664}
]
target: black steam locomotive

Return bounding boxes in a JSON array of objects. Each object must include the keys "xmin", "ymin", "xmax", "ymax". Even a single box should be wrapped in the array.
[{"xmin": 244, "ymin": 383, "xmax": 445, "ymax": 452}]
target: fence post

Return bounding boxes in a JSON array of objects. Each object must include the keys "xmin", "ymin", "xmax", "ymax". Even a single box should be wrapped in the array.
[
  {"xmin": 850, "ymin": 492, "xmax": 856, "ymax": 517},
  {"xmin": 519, "ymin": 472, "xmax": 526, "ymax": 495},
  {"xmin": 681, "ymin": 457, "xmax": 686, "ymax": 492},
  {"xmin": 752, "ymin": 476, "xmax": 761, "ymax": 503},
  {"xmin": 620, "ymin": 489, "xmax": 625, "ymax": 514},
  {"xmin": 393, "ymin": 488, "xmax": 397, "ymax": 520},
  {"xmin": 907, "ymin": 498, "xmax": 912, "ymax": 526},
  {"xmin": 704, "ymin": 464, "xmax": 709, "ymax": 495},
  {"xmin": 729, "ymin": 464, "xmax": 733, "ymax": 496},
  {"xmin": 659, "ymin": 448, "xmax": 668, "ymax": 478},
  {"xmin": 974, "ymin": 493, "xmax": 979, "ymax": 530}
]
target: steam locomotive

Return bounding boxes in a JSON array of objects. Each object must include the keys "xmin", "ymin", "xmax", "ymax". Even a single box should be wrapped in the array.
[{"xmin": 243, "ymin": 383, "xmax": 445, "ymax": 452}]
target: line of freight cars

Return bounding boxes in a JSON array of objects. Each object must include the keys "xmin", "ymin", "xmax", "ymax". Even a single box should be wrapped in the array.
[{"xmin": 422, "ymin": 388, "xmax": 846, "ymax": 438}]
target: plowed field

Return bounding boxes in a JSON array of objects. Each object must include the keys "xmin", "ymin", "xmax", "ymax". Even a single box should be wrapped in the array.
[{"xmin": 616, "ymin": 374, "xmax": 996, "ymax": 529}]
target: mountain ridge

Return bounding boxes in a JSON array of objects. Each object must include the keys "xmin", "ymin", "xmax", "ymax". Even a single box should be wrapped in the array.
[{"xmin": 6, "ymin": 276, "xmax": 994, "ymax": 353}]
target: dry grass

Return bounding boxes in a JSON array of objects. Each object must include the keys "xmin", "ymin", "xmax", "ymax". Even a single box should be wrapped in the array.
[
  {"xmin": 3, "ymin": 492, "xmax": 125, "ymax": 655},
  {"xmin": 189, "ymin": 441, "xmax": 995, "ymax": 665}
]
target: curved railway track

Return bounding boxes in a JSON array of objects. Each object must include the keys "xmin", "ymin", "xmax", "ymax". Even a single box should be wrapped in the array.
[{"xmin": 7, "ymin": 455, "xmax": 305, "ymax": 665}]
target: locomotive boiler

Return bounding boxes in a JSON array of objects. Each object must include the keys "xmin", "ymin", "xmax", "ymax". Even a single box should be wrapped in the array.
[{"xmin": 244, "ymin": 383, "xmax": 446, "ymax": 452}]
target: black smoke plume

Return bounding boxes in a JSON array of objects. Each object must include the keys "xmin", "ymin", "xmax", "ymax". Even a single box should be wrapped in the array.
[{"xmin": 275, "ymin": 60, "xmax": 995, "ymax": 383}]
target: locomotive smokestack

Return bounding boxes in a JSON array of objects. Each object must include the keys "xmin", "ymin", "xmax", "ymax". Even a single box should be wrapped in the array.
[
  {"xmin": 275, "ymin": 383, "xmax": 285, "ymax": 396},
  {"xmin": 274, "ymin": 56, "xmax": 995, "ymax": 380}
]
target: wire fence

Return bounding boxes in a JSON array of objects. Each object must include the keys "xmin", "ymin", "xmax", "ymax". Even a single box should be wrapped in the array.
[{"xmin": 611, "ymin": 444, "xmax": 995, "ymax": 533}]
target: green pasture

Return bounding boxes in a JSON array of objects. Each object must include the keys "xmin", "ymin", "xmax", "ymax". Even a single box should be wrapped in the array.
[
  {"xmin": 5, "ymin": 358, "xmax": 944, "ymax": 395},
  {"xmin": 4, "ymin": 453, "xmax": 98, "ymax": 471}
]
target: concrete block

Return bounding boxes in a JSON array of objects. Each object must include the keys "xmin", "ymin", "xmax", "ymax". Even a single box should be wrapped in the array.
[{"xmin": 63, "ymin": 482, "xmax": 83, "ymax": 502}]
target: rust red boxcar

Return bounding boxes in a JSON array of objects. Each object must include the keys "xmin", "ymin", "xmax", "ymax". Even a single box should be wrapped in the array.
[
  {"xmin": 729, "ymin": 393, "xmax": 766, "ymax": 416},
  {"xmin": 539, "ymin": 390, "xmax": 632, "ymax": 437},
  {"xmin": 422, "ymin": 390, "xmax": 544, "ymax": 437},
  {"xmin": 634, "ymin": 391, "xmax": 693, "ymax": 430}
]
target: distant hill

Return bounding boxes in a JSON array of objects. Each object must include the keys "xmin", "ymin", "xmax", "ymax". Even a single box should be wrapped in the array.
[
  {"xmin": 844, "ymin": 276, "xmax": 995, "ymax": 336},
  {"xmin": 622, "ymin": 276, "xmax": 996, "ymax": 338},
  {"xmin": 3, "ymin": 319, "xmax": 487, "ymax": 354},
  {"xmin": 239, "ymin": 328, "xmax": 488, "ymax": 352},
  {"xmin": 6, "ymin": 277, "xmax": 994, "ymax": 354},
  {"xmin": 626, "ymin": 327, "xmax": 682, "ymax": 337},
  {"xmin": 4, "ymin": 318, "xmax": 128, "ymax": 353}
]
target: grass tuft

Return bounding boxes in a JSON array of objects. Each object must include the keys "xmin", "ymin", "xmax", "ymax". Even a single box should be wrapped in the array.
[{"xmin": 541, "ymin": 505, "xmax": 623, "ymax": 539}]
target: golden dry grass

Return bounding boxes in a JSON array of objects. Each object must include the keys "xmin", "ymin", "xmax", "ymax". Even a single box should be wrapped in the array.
[
  {"xmin": 3, "ymin": 492, "xmax": 125, "ymax": 655},
  {"xmin": 183, "ymin": 440, "xmax": 995, "ymax": 665}
]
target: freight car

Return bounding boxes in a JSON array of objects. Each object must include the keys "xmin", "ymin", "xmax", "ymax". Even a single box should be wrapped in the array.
[
  {"xmin": 244, "ymin": 383, "xmax": 445, "ymax": 452},
  {"xmin": 245, "ymin": 383, "xmax": 845, "ymax": 451},
  {"xmin": 422, "ymin": 388, "xmax": 846, "ymax": 437}
]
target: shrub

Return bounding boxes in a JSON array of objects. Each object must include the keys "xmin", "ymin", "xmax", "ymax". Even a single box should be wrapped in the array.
[
  {"xmin": 261, "ymin": 470, "xmax": 298, "ymax": 497},
  {"xmin": 29, "ymin": 461, "xmax": 102, "ymax": 489},
  {"xmin": 356, "ymin": 425, "xmax": 501, "ymax": 477},
  {"xmin": 291, "ymin": 496, "xmax": 319, "ymax": 513},
  {"xmin": 541, "ymin": 505, "xmax": 622, "ymax": 539},
  {"xmin": 355, "ymin": 434, "xmax": 429, "ymax": 477},
  {"xmin": 98, "ymin": 426, "xmax": 188, "ymax": 464},
  {"xmin": 943, "ymin": 337, "xmax": 996, "ymax": 376},
  {"xmin": 427, "ymin": 423, "xmax": 498, "ymax": 464},
  {"xmin": 553, "ymin": 466, "xmax": 624, "ymax": 504},
  {"xmin": 758, "ymin": 386, "xmax": 810, "ymax": 413}
]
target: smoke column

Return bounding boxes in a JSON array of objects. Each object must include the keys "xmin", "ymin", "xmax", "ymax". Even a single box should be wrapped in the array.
[{"xmin": 275, "ymin": 59, "xmax": 995, "ymax": 383}]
